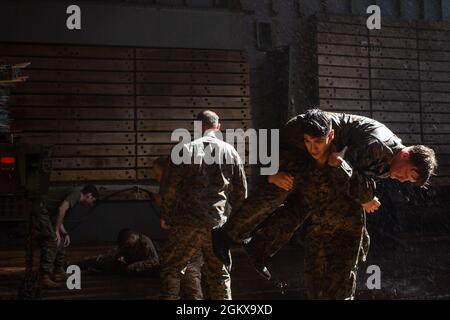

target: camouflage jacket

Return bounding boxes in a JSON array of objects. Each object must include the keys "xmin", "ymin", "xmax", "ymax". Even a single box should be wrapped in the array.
[
  {"xmin": 117, "ymin": 234, "xmax": 160, "ymax": 272},
  {"xmin": 160, "ymin": 131, "xmax": 247, "ymax": 229},
  {"xmin": 281, "ymin": 111, "xmax": 405, "ymax": 204}
]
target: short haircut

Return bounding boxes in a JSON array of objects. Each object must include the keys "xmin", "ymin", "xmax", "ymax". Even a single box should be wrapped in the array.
[
  {"xmin": 117, "ymin": 228, "xmax": 138, "ymax": 245},
  {"xmin": 81, "ymin": 184, "xmax": 99, "ymax": 199},
  {"xmin": 302, "ymin": 108, "xmax": 332, "ymax": 138},
  {"xmin": 197, "ymin": 110, "xmax": 219, "ymax": 129},
  {"xmin": 408, "ymin": 145, "xmax": 438, "ymax": 187}
]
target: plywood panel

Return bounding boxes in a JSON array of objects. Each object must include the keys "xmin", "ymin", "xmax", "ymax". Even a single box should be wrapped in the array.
[
  {"xmin": 137, "ymin": 108, "xmax": 249, "ymax": 119},
  {"xmin": 136, "ymin": 72, "xmax": 249, "ymax": 84},
  {"xmin": 136, "ymin": 60, "xmax": 248, "ymax": 73},
  {"xmin": 1, "ymin": 56, "xmax": 134, "ymax": 71},
  {"xmin": 0, "ymin": 43, "xmax": 133, "ymax": 59},
  {"xmin": 315, "ymin": 15, "xmax": 450, "ymax": 185},
  {"xmin": 137, "ymin": 96, "xmax": 250, "ymax": 108},
  {"xmin": 136, "ymin": 48, "xmax": 247, "ymax": 61},
  {"xmin": 53, "ymin": 145, "xmax": 135, "ymax": 157},
  {"xmin": 52, "ymin": 157, "xmax": 135, "ymax": 169},
  {"xmin": 10, "ymin": 107, "xmax": 134, "ymax": 120},
  {"xmin": 136, "ymin": 84, "xmax": 249, "ymax": 96},
  {"xmin": 6, "ymin": 43, "xmax": 251, "ymax": 186},
  {"xmin": 137, "ymin": 119, "xmax": 251, "ymax": 131},
  {"xmin": 9, "ymin": 95, "xmax": 134, "ymax": 107},
  {"xmin": 51, "ymin": 170, "xmax": 136, "ymax": 182}
]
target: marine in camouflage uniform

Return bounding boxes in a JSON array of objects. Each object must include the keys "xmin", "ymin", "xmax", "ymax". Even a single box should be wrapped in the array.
[
  {"xmin": 37, "ymin": 189, "xmax": 81, "ymax": 280},
  {"xmin": 219, "ymin": 111, "xmax": 407, "ymax": 299},
  {"xmin": 223, "ymin": 112, "xmax": 402, "ymax": 243},
  {"xmin": 249, "ymin": 157, "xmax": 371, "ymax": 299},
  {"xmin": 77, "ymin": 233, "xmax": 160, "ymax": 274},
  {"xmin": 159, "ymin": 130, "xmax": 247, "ymax": 300},
  {"xmin": 154, "ymin": 156, "xmax": 206, "ymax": 300}
]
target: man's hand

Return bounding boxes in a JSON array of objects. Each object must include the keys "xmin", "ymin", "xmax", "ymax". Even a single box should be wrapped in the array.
[
  {"xmin": 117, "ymin": 256, "xmax": 126, "ymax": 264},
  {"xmin": 328, "ymin": 146, "xmax": 348, "ymax": 167},
  {"xmin": 127, "ymin": 262, "xmax": 144, "ymax": 273},
  {"xmin": 362, "ymin": 196, "xmax": 381, "ymax": 213},
  {"xmin": 160, "ymin": 219, "xmax": 171, "ymax": 230},
  {"xmin": 267, "ymin": 172, "xmax": 294, "ymax": 191},
  {"xmin": 63, "ymin": 234, "xmax": 71, "ymax": 247},
  {"xmin": 55, "ymin": 231, "xmax": 62, "ymax": 247}
]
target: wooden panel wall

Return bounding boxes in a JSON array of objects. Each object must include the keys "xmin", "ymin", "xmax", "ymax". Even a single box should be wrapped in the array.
[
  {"xmin": 0, "ymin": 43, "xmax": 251, "ymax": 185},
  {"xmin": 313, "ymin": 15, "xmax": 450, "ymax": 186}
]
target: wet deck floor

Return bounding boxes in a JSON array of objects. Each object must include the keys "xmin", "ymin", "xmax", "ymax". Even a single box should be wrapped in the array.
[{"xmin": 1, "ymin": 236, "xmax": 449, "ymax": 300}]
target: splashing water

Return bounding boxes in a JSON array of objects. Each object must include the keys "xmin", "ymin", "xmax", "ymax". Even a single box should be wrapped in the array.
[{"xmin": 275, "ymin": 279, "xmax": 289, "ymax": 295}]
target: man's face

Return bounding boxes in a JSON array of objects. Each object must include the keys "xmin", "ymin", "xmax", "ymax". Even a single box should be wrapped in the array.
[
  {"xmin": 303, "ymin": 130, "xmax": 334, "ymax": 161},
  {"xmin": 125, "ymin": 234, "xmax": 139, "ymax": 247},
  {"xmin": 389, "ymin": 151, "xmax": 418, "ymax": 183},
  {"xmin": 81, "ymin": 193, "xmax": 96, "ymax": 206}
]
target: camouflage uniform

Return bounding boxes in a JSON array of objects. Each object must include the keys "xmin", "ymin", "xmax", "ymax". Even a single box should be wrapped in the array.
[
  {"xmin": 159, "ymin": 131, "xmax": 247, "ymax": 300},
  {"xmin": 37, "ymin": 189, "xmax": 81, "ymax": 276},
  {"xmin": 224, "ymin": 112, "xmax": 404, "ymax": 243},
  {"xmin": 77, "ymin": 234, "xmax": 160, "ymax": 274},
  {"xmin": 250, "ymin": 158, "xmax": 370, "ymax": 299},
  {"xmin": 223, "ymin": 112, "xmax": 405, "ymax": 299},
  {"xmin": 180, "ymin": 251, "xmax": 205, "ymax": 300}
]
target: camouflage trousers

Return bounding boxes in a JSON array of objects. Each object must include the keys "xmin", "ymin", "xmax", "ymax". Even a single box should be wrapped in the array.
[
  {"xmin": 249, "ymin": 201, "xmax": 370, "ymax": 300},
  {"xmin": 303, "ymin": 223, "xmax": 368, "ymax": 300},
  {"xmin": 36, "ymin": 213, "xmax": 66, "ymax": 275},
  {"xmin": 77, "ymin": 248, "xmax": 128, "ymax": 274},
  {"xmin": 223, "ymin": 149, "xmax": 307, "ymax": 242},
  {"xmin": 180, "ymin": 251, "xmax": 204, "ymax": 300},
  {"xmin": 223, "ymin": 180, "xmax": 290, "ymax": 242},
  {"xmin": 160, "ymin": 225, "xmax": 231, "ymax": 300}
]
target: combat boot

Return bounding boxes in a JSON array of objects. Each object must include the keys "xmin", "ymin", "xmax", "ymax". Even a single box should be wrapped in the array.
[
  {"xmin": 41, "ymin": 274, "xmax": 60, "ymax": 288},
  {"xmin": 211, "ymin": 228, "xmax": 233, "ymax": 265},
  {"xmin": 53, "ymin": 268, "xmax": 69, "ymax": 282},
  {"xmin": 243, "ymin": 240, "xmax": 271, "ymax": 280}
]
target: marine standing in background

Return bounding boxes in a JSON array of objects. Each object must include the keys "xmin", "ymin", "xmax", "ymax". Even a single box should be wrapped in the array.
[
  {"xmin": 152, "ymin": 156, "xmax": 205, "ymax": 300},
  {"xmin": 37, "ymin": 185, "xmax": 98, "ymax": 288},
  {"xmin": 159, "ymin": 110, "xmax": 247, "ymax": 300}
]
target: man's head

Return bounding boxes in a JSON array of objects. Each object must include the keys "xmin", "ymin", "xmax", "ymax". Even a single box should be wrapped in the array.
[
  {"xmin": 390, "ymin": 145, "xmax": 437, "ymax": 186},
  {"xmin": 197, "ymin": 110, "xmax": 221, "ymax": 133},
  {"xmin": 151, "ymin": 157, "xmax": 169, "ymax": 182},
  {"xmin": 302, "ymin": 109, "xmax": 334, "ymax": 162},
  {"xmin": 117, "ymin": 228, "xmax": 139, "ymax": 247},
  {"xmin": 80, "ymin": 184, "xmax": 98, "ymax": 206}
]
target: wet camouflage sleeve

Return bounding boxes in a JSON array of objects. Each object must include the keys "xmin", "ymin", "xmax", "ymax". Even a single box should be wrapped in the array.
[
  {"xmin": 124, "ymin": 235, "xmax": 160, "ymax": 272},
  {"xmin": 127, "ymin": 259, "xmax": 158, "ymax": 273},
  {"xmin": 332, "ymin": 141, "xmax": 393, "ymax": 204},
  {"xmin": 227, "ymin": 155, "xmax": 248, "ymax": 212},
  {"xmin": 160, "ymin": 159, "xmax": 186, "ymax": 226}
]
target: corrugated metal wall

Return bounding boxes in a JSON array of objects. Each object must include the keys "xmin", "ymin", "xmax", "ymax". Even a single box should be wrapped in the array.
[{"xmin": 311, "ymin": 14, "xmax": 450, "ymax": 185}]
